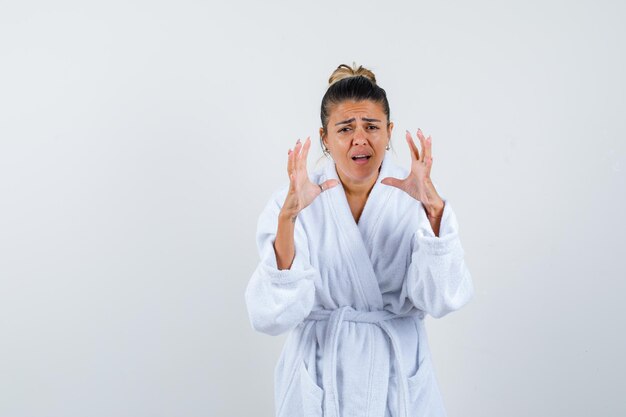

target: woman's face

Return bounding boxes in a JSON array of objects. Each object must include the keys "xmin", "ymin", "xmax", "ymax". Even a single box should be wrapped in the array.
[{"xmin": 320, "ymin": 99, "xmax": 393, "ymax": 189}]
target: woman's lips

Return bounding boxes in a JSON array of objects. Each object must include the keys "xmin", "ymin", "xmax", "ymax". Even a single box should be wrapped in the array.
[{"xmin": 351, "ymin": 155, "xmax": 371, "ymax": 165}]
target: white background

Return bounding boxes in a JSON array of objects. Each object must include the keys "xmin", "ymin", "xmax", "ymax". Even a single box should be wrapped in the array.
[{"xmin": 1, "ymin": 1, "xmax": 624, "ymax": 416}]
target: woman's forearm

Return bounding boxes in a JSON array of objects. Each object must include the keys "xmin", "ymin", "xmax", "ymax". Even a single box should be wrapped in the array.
[
  {"xmin": 427, "ymin": 214, "xmax": 442, "ymax": 237},
  {"xmin": 424, "ymin": 201, "xmax": 445, "ymax": 237},
  {"xmin": 274, "ymin": 210, "xmax": 297, "ymax": 270}
]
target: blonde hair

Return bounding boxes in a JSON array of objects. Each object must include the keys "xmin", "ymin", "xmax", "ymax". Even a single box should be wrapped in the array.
[{"xmin": 328, "ymin": 61, "xmax": 378, "ymax": 87}]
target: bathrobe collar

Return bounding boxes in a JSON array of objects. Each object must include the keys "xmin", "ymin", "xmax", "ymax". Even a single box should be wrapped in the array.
[{"xmin": 320, "ymin": 152, "xmax": 397, "ymax": 310}]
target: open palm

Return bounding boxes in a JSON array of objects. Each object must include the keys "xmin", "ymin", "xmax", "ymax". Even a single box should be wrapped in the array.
[
  {"xmin": 381, "ymin": 129, "xmax": 444, "ymax": 212},
  {"xmin": 282, "ymin": 136, "xmax": 339, "ymax": 217}
]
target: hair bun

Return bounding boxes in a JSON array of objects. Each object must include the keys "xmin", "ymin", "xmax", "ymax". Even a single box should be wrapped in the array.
[{"xmin": 328, "ymin": 61, "xmax": 377, "ymax": 87}]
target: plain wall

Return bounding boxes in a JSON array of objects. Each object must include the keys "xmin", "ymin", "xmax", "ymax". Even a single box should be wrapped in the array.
[{"xmin": 1, "ymin": 1, "xmax": 624, "ymax": 416}]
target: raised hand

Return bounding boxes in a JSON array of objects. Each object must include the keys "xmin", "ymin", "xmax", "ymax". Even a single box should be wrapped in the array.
[
  {"xmin": 380, "ymin": 128, "xmax": 444, "ymax": 218},
  {"xmin": 281, "ymin": 136, "xmax": 340, "ymax": 219}
]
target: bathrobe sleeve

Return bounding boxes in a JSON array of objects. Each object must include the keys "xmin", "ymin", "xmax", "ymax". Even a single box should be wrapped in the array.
[
  {"xmin": 405, "ymin": 198, "xmax": 475, "ymax": 318},
  {"xmin": 244, "ymin": 190, "xmax": 319, "ymax": 336}
]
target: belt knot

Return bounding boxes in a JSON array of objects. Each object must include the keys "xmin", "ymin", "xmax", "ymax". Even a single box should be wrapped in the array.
[{"xmin": 303, "ymin": 306, "xmax": 423, "ymax": 417}]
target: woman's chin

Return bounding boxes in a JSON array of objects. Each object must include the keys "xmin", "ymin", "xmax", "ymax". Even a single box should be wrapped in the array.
[{"xmin": 338, "ymin": 164, "xmax": 380, "ymax": 185}]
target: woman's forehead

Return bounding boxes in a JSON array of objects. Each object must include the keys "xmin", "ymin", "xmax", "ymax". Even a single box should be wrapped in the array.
[{"xmin": 330, "ymin": 100, "xmax": 385, "ymax": 120}]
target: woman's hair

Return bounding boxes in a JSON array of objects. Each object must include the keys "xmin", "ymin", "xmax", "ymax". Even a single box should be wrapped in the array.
[{"xmin": 319, "ymin": 62, "xmax": 391, "ymax": 157}]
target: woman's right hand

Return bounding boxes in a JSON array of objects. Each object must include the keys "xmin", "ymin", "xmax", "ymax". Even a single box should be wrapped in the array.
[{"xmin": 281, "ymin": 136, "xmax": 339, "ymax": 219}]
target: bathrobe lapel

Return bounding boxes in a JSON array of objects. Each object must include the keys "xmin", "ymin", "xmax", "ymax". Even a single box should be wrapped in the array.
[{"xmin": 320, "ymin": 153, "xmax": 396, "ymax": 311}]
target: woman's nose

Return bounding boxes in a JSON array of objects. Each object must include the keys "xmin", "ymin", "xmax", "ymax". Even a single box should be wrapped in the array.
[{"xmin": 352, "ymin": 127, "xmax": 368, "ymax": 144}]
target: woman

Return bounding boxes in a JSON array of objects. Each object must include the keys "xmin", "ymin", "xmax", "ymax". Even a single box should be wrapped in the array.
[{"xmin": 245, "ymin": 63, "xmax": 474, "ymax": 417}]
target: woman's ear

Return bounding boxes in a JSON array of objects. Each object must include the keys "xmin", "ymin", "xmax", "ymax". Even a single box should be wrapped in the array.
[
  {"xmin": 387, "ymin": 121, "xmax": 394, "ymax": 138},
  {"xmin": 319, "ymin": 127, "xmax": 326, "ymax": 147}
]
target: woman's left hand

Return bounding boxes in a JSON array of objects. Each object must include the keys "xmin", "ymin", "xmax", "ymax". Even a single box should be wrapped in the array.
[{"xmin": 381, "ymin": 128, "xmax": 445, "ymax": 218}]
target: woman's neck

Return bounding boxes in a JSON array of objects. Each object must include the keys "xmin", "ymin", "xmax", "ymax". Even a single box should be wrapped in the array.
[{"xmin": 337, "ymin": 164, "xmax": 381, "ymax": 199}]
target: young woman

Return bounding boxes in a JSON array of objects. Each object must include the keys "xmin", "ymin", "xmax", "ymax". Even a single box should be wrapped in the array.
[{"xmin": 245, "ymin": 62, "xmax": 474, "ymax": 417}]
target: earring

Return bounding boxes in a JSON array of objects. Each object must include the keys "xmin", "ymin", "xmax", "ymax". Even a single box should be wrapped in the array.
[
  {"xmin": 321, "ymin": 137, "xmax": 330, "ymax": 155},
  {"xmin": 386, "ymin": 142, "xmax": 390, "ymax": 150}
]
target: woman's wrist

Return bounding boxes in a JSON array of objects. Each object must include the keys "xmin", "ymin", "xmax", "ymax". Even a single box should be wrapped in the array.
[
  {"xmin": 424, "ymin": 200, "xmax": 444, "ymax": 219},
  {"xmin": 279, "ymin": 208, "xmax": 299, "ymax": 224},
  {"xmin": 275, "ymin": 211, "xmax": 297, "ymax": 270}
]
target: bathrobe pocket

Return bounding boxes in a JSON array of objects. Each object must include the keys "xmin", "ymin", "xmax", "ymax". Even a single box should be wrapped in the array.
[
  {"xmin": 299, "ymin": 358, "xmax": 324, "ymax": 415},
  {"xmin": 277, "ymin": 357, "xmax": 324, "ymax": 417},
  {"xmin": 406, "ymin": 355, "xmax": 435, "ymax": 413}
]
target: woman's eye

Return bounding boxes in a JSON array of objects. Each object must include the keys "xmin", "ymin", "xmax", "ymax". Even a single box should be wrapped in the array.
[{"xmin": 339, "ymin": 126, "xmax": 378, "ymax": 133}]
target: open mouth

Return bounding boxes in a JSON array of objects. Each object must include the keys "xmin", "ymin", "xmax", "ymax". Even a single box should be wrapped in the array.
[{"xmin": 351, "ymin": 155, "xmax": 371, "ymax": 161}]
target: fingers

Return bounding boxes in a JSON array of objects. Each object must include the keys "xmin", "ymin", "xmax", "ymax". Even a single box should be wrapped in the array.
[
  {"xmin": 380, "ymin": 176, "xmax": 403, "ymax": 189},
  {"xmin": 287, "ymin": 137, "xmax": 310, "ymax": 185},
  {"xmin": 292, "ymin": 137, "xmax": 303, "ymax": 171},
  {"xmin": 287, "ymin": 147, "xmax": 293, "ymax": 175},
  {"xmin": 320, "ymin": 179, "xmax": 340, "ymax": 192},
  {"xmin": 416, "ymin": 128, "xmax": 432, "ymax": 164},
  {"xmin": 425, "ymin": 135, "xmax": 432, "ymax": 168},
  {"xmin": 421, "ymin": 128, "xmax": 432, "ymax": 163},
  {"xmin": 287, "ymin": 149, "xmax": 296, "ymax": 189},
  {"xmin": 415, "ymin": 129, "xmax": 427, "ymax": 163},
  {"xmin": 405, "ymin": 130, "xmax": 420, "ymax": 161},
  {"xmin": 287, "ymin": 138, "xmax": 301, "ymax": 183},
  {"xmin": 299, "ymin": 136, "xmax": 311, "ymax": 170}
]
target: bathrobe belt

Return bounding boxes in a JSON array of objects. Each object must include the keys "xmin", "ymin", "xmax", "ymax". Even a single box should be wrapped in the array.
[{"xmin": 305, "ymin": 306, "xmax": 424, "ymax": 417}]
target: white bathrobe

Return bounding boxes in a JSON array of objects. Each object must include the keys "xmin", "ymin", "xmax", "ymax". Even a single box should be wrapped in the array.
[{"xmin": 244, "ymin": 151, "xmax": 474, "ymax": 417}]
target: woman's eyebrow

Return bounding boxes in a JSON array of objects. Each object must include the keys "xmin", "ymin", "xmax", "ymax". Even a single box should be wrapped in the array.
[{"xmin": 335, "ymin": 117, "xmax": 381, "ymax": 126}]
